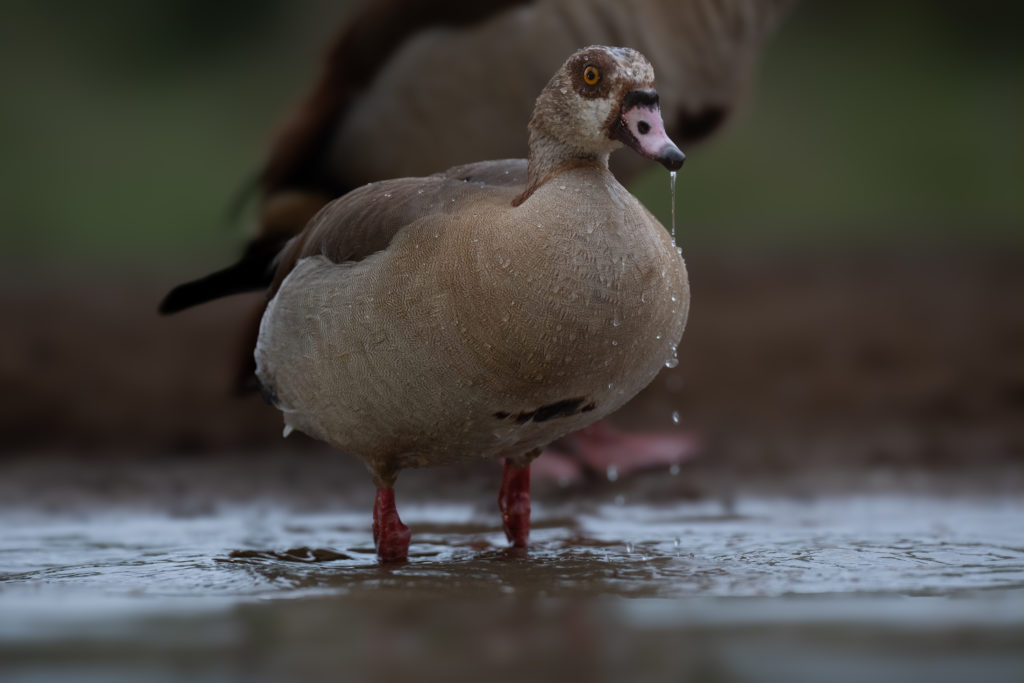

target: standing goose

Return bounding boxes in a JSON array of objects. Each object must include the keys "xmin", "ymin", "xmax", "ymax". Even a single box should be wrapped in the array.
[
  {"xmin": 161, "ymin": 0, "xmax": 790, "ymax": 481},
  {"xmin": 254, "ymin": 46, "xmax": 688, "ymax": 561}
]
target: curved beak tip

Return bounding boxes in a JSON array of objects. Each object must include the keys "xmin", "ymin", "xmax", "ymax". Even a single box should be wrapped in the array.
[{"xmin": 658, "ymin": 145, "xmax": 686, "ymax": 171}]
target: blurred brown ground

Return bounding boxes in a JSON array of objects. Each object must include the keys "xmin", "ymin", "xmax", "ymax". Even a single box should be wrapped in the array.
[{"xmin": 3, "ymin": 246, "xmax": 1019, "ymax": 485}]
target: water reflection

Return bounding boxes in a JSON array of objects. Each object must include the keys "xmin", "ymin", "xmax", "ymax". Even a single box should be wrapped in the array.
[
  {"xmin": 2, "ymin": 494, "xmax": 1023, "ymax": 683},
  {"xmin": 3, "ymin": 497, "xmax": 1022, "ymax": 602}
]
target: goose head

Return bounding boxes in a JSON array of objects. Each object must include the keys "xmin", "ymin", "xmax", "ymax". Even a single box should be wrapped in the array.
[{"xmin": 529, "ymin": 45, "xmax": 685, "ymax": 172}]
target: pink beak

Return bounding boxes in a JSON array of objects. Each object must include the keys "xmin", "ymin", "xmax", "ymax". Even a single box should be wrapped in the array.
[{"xmin": 611, "ymin": 90, "xmax": 685, "ymax": 171}]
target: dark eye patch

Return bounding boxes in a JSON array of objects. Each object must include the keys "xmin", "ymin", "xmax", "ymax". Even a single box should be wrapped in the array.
[{"xmin": 569, "ymin": 51, "xmax": 614, "ymax": 99}]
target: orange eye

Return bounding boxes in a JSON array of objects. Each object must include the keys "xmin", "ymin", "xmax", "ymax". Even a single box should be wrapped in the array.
[{"xmin": 583, "ymin": 65, "xmax": 600, "ymax": 85}]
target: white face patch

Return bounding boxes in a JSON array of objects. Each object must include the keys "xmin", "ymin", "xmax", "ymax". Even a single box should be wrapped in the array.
[
  {"xmin": 620, "ymin": 102, "xmax": 679, "ymax": 161},
  {"xmin": 572, "ymin": 95, "xmax": 618, "ymax": 145}
]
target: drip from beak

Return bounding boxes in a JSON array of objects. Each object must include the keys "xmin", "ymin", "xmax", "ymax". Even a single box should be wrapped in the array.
[{"xmin": 611, "ymin": 90, "xmax": 686, "ymax": 171}]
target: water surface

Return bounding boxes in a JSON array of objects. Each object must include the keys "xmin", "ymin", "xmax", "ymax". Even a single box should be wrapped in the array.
[{"xmin": 1, "ymin": 471, "xmax": 1022, "ymax": 682}]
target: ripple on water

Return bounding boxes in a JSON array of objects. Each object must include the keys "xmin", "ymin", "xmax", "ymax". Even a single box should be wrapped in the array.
[{"xmin": 1, "ymin": 496, "xmax": 1023, "ymax": 602}]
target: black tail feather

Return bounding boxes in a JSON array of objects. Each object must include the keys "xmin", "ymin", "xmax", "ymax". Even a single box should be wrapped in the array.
[{"xmin": 158, "ymin": 236, "xmax": 287, "ymax": 314}]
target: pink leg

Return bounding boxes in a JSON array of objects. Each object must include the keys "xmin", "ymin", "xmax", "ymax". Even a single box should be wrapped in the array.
[
  {"xmin": 373, "ymin": 488, "xmax": 411, "ymax": 563},
  {"xmin": 498, "ymin": 460, "xmax": 531, "ymax": 547},
  {"xmin": 531, "ymin": 419, "xmax": 700, "ymax": 483}
]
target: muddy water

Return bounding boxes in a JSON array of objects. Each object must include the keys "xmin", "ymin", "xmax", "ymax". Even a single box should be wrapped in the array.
[{"xmin": 1, "ymin": 466, "xmax": 1022, "ymax": 682}]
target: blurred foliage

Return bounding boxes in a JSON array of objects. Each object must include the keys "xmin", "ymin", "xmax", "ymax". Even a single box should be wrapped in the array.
[{"xmin": 0, "ymin": 0, "xmax": 1020, "ymax": 268}]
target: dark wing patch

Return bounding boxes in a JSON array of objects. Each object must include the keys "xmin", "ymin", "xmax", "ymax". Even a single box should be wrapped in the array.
[
  {"xmin": 158, "ymin": 234, "xmax": 287, "ymax": 314},
  {"xmin": 494, "ymin": 397, "xmax": 596, "ymax": 424}
]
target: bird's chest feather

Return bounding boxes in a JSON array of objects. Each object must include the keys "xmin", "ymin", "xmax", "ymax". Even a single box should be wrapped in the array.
[{"xmin": 411, "ymin": 185, "xmax": 686, "ymax": 402}]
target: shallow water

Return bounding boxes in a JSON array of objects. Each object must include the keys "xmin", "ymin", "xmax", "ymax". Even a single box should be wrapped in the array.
[
  {"xmin": 1, "ymin": 488, "xmax": 1022, "ymax": 681},
  {"xmin": 3, "ymin": 496, "xmax": 1023, "ymax": 601}
]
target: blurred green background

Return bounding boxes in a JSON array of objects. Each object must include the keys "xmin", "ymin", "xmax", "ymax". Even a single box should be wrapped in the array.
[{"xmin": 0, "ymin": 0, "xmax": 1020, "ymax": 272}]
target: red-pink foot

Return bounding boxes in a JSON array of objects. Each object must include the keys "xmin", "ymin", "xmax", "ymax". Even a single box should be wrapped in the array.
[
  {"xmin": 498, "ymin": 461, "xmax": 531, "ymax": 547},
  {"xmin": 568, "ymin": 421, "xmax": 700, "ymax": 478},
  {"xmin": 373, "ymin": 488, "xmax": 410, "ymax": 563},
  {"xmin": 531, "ymin": 419, "xmax": 701, "ymax": 483}
]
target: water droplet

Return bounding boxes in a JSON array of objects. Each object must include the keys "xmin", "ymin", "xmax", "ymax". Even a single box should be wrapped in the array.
[
  {"xmin": 559, "ymin": 185, "xmax": 566, "ymax": 190},
  {"xmin": 607, "ymin": 382, "xmax": 614, "ymax": 389},
  {"xmin": 664, "ymin": 358, "xmax": 679, "ymax": 368},
  {"xmin": 669, "ymin": 170, "xmax": 677, "ymax": 241},
  {"xmin": 282, "ymin": 424, "xmax": 293, "ymax": 438},
  {"xmin": 625, "ymin": 542, "xmax": 634, "ymax": 554},
  {"xmin": 671, "ymin": 411, "xmax": 680, "ymax": 424},
  {"xmin": 606, "ymin": 465, "xmax": 619, "ymax": 482},
  {"xmin": 612, "ymin": 314, "xmax": 621, "ymax": 327},
  {"xmin": 673, "ymin": 537, "xmax": 681, "ymax": 550},
  {"xmin": 670, "ymin": 295, "xmax": 677, "ymax": 302},
  {"xmin": 383, "ymin": 192, "xmax": 392, "ymax": 198},
  {"xmin": 611, "ymin": 339, "xmax": 618, "ymax": 346}
]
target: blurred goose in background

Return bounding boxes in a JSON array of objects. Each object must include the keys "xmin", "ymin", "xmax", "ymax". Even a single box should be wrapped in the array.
[
  {"xmin": 254, "ymin": 45, "xmax": 688, "ymax": 561},
  {"xmin": 161, "ymin": 0, "xmax": 792, "ymax": 482}
]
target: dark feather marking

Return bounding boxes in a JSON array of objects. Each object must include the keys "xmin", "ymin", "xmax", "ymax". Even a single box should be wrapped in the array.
[
  {"xmin": 532, "ymin": 398, "xmax": 587, "ymax": 422},
  {"xmin": 158, "ymin": 235, "xmax": 287, "ymax": 314},
  {"xmin": 256, "ymin": 377, "xmax": 280, "ymax": 408},
  {"xmin": 494, "ymin": 397, "xmax": 595, "ymax": 424},
  {"xmin": 622, "ymin": 89, "xmax": 660, "ymax": 110}
]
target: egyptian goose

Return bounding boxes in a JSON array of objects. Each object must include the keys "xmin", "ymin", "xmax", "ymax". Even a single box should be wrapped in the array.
[
  {"xmin": 262, "ymin": 0, "xmax": 792, "ymax": 198},
  {"xmin": 252, "ymin": 46, "xmax": 688, "ymax": 561},
  {"xmin": 161, "ymin": 0, "xmax": 789, "ymax": 480}
]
